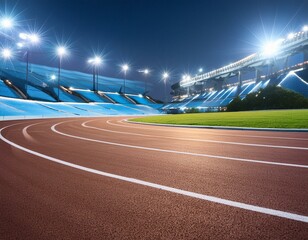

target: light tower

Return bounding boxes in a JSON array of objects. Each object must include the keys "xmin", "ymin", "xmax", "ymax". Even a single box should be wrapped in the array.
[
  {"xmin": 56, "ymin": 46, "xmax": 68, "ymax": 101},
  {"xmin": 162, "ymin": 72, "xmax": 169, "ymax": 104},
  {"xmin": 121, "ymin": 64, "xmax": 129, "ymax": 94},
  {"xmin": 88, "ymin": 56, "xmax": 102, "ymax": 92},
  {"xmin": 140, "ymin": 68, "xmax": 149, "ymax": 94},
  {"xmin": 18, "ymin": 32, "xmax": 40, "ymax": 98}
]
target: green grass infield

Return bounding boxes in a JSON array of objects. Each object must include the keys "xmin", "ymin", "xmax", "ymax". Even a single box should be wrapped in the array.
[{"xmin": 131, "ymin": 109, "xmax": 308, "ymax": 129}]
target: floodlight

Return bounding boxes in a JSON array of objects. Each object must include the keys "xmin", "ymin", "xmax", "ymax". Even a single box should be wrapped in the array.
[
  {"xmin": 17, "ymin": 42, "xmax": 24, "ymax": 48},
  {"xmin": 94, "ymin": 56, "xmax": 102, "ymax": 65},
  {"xmin": 144, "ymin": 69, "xmax": 149, "ymax": 74},
  {"xmin": 19, "ymin": 32, "xmax": 40, "ymax": 44},
  {"xmin": 29, "ymin": 34, "xmax": 40, "ymax": 44},
  {"xmin": 1, "ymin": 48, "xmax": 12, "ymax": 59},
  {"xmin": 303, "ymin": 25, "xmax": 308, "ymax": 32},
  {"xmin": 262, "ymin": 41, "xmax": 281, "ymax": 57},
  {"xmin": 199, "ymin": 68, "xmax": 203, "ymax": 73},
  {"xmin": 88, "ymin": 56, "xmax": 102, "ymax": 65},
  {"xmin": 122, "ymin": 64, "xmax": 129, "ymax": 71},
  {"xmin": 1, "ymin": 17, "xmax": 14, "ymax": 29},
  {"xmin": 287, "ymin": 33, "xmax": 295, "ymax": 40},
  {"xmin": 51, "ymin": 74, "xmax": 56, "ymax": 80},
  {"xmin": 56, "ymin": 46, "xmax": 67, "ymax": 57},
  {"xmin": 163, "ymin": 72, "xmax": 169, "ymax": 79},
  {"xmin": 19, "ymin": 32, "xmax": 28, "ymax": 40}
]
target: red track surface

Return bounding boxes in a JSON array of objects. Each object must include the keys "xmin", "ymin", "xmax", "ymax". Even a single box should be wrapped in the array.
[{"xmin": 0, "ymin": 117, "xmax": 307, "ymax": 239}]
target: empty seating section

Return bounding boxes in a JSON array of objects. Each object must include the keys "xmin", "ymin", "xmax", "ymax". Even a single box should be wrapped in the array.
[
  {"xmin": 72, "ymin": 89, "xmax": 110, "ymax": 103},
  {"xmin": 56, "ymin": 89, "xmax": 85, "ymax": 103},
  {"xmin": 278, "ymin": 72, "xmax": 308, "ymax": 97},
  {"xmin": 239, "ymin": 82, "xmax": 255, "ymax": 98},
  {"xmin": 0, "ymin": 80, "xmax": 21, "ymax": 98},
  {"xmin": 2, "ymin": 59, "xmax": 308, "ymax": 118},
  {"xmin": 27, "ymin": 85, "xmax": 56, "ymax": 102},
  {"xmin": 126, "ymin": 94, "xmax": 154, "ymax": 105},
  {"xmin": 39, "ymin": 102, "xmax": 94, "ymax": 116},
  {"xmin": 0, "ymin": 96, "xmax": 160, "ymax": 119},
  {"xmin": 0, "ymin": 97, "xmax": 67, "ymax": 119},
  {"xmin": 104, "ymin": 92, "xmax": 133, "ymax": 104}
]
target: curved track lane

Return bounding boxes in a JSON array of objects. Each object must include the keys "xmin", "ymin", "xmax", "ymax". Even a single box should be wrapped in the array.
[{"xmin": 0, "ymin": 117, "xmax": 308, "ymax": 239}]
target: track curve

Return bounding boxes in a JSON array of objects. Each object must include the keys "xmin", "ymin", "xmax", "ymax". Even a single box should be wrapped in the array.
[{"xmin": 0, "ymin": 117, "xmax": 307, "ymax": 239}]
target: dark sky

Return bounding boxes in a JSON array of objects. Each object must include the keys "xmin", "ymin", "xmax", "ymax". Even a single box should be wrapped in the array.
[{"xmin": 1, "ymin": 0, "xmax": 308, "ymax": 99}]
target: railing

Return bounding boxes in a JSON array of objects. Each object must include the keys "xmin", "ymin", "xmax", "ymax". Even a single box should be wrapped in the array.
[{"xmin": 180, "ymin": 30, "xmax": 308, "ymax": 87}]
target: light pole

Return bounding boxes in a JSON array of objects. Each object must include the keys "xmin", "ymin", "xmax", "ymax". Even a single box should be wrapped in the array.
[
  {"xmin": 56, "ymin": 46, "xmax": 67, "ymax": 102},
  {"xmin": 88, "ymin": 56, "xmax": 102, "ymax": 92},
  {"xmin": 143, "ymin": 68, "xmax": 149, "ymax": 94},
  {"xmin": 121, "ymin": 64, "xmax": 129, "ymax": 94},
  {"xmin": 18, "ymin": 32, "xmax": 40, "ymax": 98},
  {"xmin": 162, "ymin": 72, "xmax": 169, "ymax": 104}
]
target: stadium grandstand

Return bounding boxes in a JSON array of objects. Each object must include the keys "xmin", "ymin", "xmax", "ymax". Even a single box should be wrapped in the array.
[
  {"xmin": 167, "ymin": 27, "xmax": 308, "ymax": 113},
  {"xmin": 0, "ymin": 59, "xmax": 162, "ymax": 119},
  {"xmin": 1, "ymin": 14, "xmax": 308, "ymax": 118}
]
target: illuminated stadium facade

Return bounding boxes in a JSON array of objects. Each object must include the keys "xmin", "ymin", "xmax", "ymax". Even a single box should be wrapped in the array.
[
  {"xmin": 1, "ymin": 13, "xmax": 308, "ymax": 118},
  {"xmin": 167, "ymin": 27, "xmax": 308, "ymax": 112},
  {"xmin": 0, "ymin": 15, "xmax": 164, "ymax": 119}
]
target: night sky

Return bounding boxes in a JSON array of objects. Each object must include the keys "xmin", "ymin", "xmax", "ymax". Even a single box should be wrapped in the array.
[{"xmin": 1, "ymin": 0, "xmax": 308, "ymax": 99}]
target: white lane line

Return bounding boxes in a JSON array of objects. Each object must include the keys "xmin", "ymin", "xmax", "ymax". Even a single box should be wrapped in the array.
[
  {"xmin": 107, "ymin": 119, "xmax": 308, "ymax": 141},
  {"xmin": 1, "ymin": 123, "xmax": 308, "ymax": 223},
  {"xmin": 53, "ymin": 121, "xmax": 308, "ymax": 169},
  {"xmin": 22, "ymin": 123, "xmax": 41, "ymax": 144},
  {"xmin": 82, "ymin": 120, "xmax": 308, "ymax": 151}
]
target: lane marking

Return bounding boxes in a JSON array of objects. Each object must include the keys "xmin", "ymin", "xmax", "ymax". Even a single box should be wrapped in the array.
[
  {"xmin": 82, "ymin": 120, "xmax": 308, "ymax": 151},
  {"xmin": 52, "ymin": 121, "xmax": 308, "ymax": 169},
  {"xmin": 108, "ymin": 119, "xmax": 308, "ymax": 141},
  {"xmin": 1, "ymin": 122, "xmax": 308, "ymax": 223}
]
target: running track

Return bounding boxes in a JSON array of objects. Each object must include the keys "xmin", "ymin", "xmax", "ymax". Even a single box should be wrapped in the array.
[{"xmin": 0, "ymin": 117, "xmax": 307, "ymax": 239}]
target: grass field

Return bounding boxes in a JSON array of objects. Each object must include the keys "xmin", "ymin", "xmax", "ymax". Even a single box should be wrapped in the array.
[{"xmin": 131, "ymin": 109, "xmax": 308, "ymax": 128}]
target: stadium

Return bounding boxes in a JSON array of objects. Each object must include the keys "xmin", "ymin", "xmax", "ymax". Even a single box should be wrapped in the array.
[
  {"xmin": 1, "ymin": 24, "xmax": 308, "ymax": 117},
  {"xmin": 1, "ymin": 3, "xmax": 308, "ymax": 240},
  {"xmin": 166, "ymin": 28, "xmax": 308, "ymax": 113}
]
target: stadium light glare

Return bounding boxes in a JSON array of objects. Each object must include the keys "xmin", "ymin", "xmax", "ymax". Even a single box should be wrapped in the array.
[
  {"xmin": 163, "ymin": 72, "xmax": 169, "ymax": 80},
  {"xmin": 19, "ymin": 32, "xmax": 28, "ymax": 40},
  {"xmin": 144, "ymin": 69, "xmax": 149, "ymax": 74},
  {"xmin": 29, "ymin": 34, "xmax": 40, "ymax": 44},
  {"xmin": 199, "ymin": 68, "xmax": 203, "ymax": 73},
  {"xmin": 262, "ymin": 41, "xmax": 281, "ymax": 57},
  {"xmin": 1, "ymin": 17, "xmax": 14, "ymax": 29},
  {"xmin": 19, "ymin": 32, "xmax": 40, "ymax": 44},
  {"xmin": 1, "ymin": 48, "xmax": 12, "ymax": 59},
  {"xmin": 51, "ymin": 74, "xmax": 56, "ymax": 80},
  {"xmin": 287, "ymin": 33, "xmax": 295, "ymax": 40},
  {"xmin": 56, "ymin": 46, "xmax": 67, "ymax": 57},
  {"xmin": 94, "ymin": 56, "xmax": 102, "ymax": 65},
  {"xmin": 88, "ymin": 56, "xmax": 102, "ymax": 66},
  {"xmin": 17, "ymin": 42, "xmax": 24, "ymax": 48},
  {"xmin": 303, "ymin": 25, "xmax": 308, "ymax": 32},
  {"xmin": 122, "ymin": 64, "xmax": 129, "ymax": 72}
]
